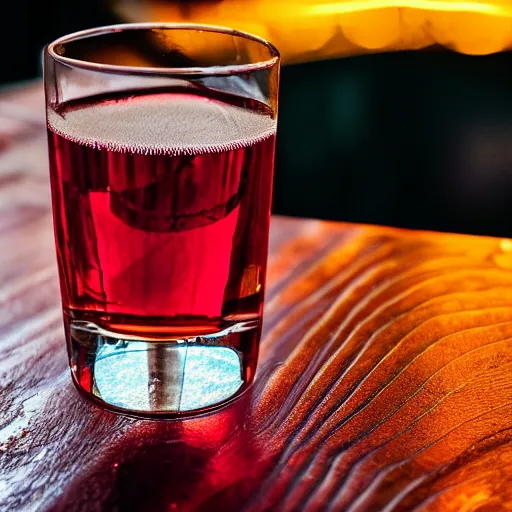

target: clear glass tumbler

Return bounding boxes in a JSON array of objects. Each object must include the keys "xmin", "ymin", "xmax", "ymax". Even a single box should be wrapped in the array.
[{"xmin": 44, "ymin": 24, "xmax": 279, "ymax": 417}]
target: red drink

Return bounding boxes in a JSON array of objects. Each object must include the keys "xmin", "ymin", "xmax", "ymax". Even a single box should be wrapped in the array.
[{"xmin": 47, "ymin": 87, "xmax": 276, "ymax": 414}]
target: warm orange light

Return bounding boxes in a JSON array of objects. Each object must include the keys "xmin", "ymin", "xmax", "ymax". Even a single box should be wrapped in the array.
[
  {"xmin": 306, "ymin": 1, "xmax": 506, "ymax": 15},
  {"xmin": 115, "ymin": 0, "xmax": 512, "ymax": 63}
]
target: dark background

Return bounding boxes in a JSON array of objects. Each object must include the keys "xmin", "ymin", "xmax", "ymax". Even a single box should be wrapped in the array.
[{"xmin": 7, "ymin": 1, "xmax": 512, "ymax": 238}]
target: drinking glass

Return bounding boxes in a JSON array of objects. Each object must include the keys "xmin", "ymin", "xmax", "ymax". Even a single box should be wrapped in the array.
[{"xmin": 44, "ymin": 24, "xmax": 279, "ymax": 416}]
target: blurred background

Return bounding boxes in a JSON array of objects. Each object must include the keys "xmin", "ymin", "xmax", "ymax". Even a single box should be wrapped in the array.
[{"xmin": 7, "ymin": 0, "xmax": 512, "ymax": 237}]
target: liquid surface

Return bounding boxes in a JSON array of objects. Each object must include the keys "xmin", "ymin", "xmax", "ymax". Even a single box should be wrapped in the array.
[{"xmin": 48, "ymin": 90, "xmax": 276, "ymax": 155}]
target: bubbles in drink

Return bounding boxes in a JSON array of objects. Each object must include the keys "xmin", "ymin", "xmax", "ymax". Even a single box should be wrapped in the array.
[{"xmin": 47, "ymin": 91, "xmax": 277, "ymax": 156}]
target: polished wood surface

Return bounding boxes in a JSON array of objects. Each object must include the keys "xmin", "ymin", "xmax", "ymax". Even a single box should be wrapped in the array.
[{"xmin": 1, "ymin": 83, "xmax": 512, "ymax": 511}]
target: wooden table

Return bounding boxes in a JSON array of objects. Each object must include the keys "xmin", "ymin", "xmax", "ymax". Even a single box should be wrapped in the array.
[{"xmin": 1, "ymin": 83, "xmax": 512, "ymax": 512}]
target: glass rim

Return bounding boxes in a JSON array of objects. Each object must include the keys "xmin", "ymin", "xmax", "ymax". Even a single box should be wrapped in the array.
[{"xmin": 46, "ymin": 22, "xmax": 280, "ymax": 77}]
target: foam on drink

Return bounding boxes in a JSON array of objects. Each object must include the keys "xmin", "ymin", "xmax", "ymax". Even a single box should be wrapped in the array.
[{"xmin": 47, "ymin": 92, "xmax": 277, "ymax": 156}]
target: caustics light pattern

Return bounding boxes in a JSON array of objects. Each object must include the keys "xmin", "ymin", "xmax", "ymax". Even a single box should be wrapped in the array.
[{"xmin": 116, "ymin": 0, "xmax": 512, "ymax": 62}]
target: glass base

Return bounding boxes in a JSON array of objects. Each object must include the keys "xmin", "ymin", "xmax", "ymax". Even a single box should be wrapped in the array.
[{"xmin": 66, "ymin": 320, "xmax": 259, "ymax": 417}]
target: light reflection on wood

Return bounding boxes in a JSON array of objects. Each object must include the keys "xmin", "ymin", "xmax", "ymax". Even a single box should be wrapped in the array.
[{"xmin": 1, "ymin": 84, "xmax": 512, "ymax": 511}]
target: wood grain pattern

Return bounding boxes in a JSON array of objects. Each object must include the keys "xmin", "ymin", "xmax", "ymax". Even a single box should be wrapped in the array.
[{"xmin": 1, "ymin": 83, "xmax": 512, "ymax": 511}]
